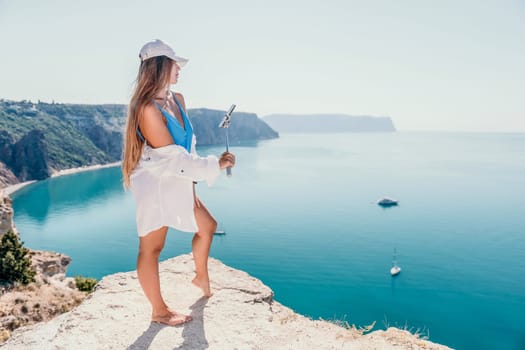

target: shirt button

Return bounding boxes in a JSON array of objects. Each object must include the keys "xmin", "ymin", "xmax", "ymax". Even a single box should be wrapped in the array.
[{"xmin": 181, "ymin": 169, "xmax": 184, "ymax": 173}]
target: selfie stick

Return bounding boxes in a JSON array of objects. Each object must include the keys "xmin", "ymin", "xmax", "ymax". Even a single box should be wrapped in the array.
[{"xmin": 219, "ymin": 104, "xmax": 236, "ymax": 177}]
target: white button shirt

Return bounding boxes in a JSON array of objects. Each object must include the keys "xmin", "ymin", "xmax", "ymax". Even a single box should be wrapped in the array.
[{"xmin": 129, "ymin": 135, "xmax": 221, "ymax": 236}]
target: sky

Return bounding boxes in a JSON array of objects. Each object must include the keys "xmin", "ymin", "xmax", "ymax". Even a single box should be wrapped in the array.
[{"xmin": 0, "ymin": 0, "xmax": 523, "ymax": 132}]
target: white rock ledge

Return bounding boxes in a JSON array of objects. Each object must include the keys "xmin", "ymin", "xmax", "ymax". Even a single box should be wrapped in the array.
[{"xmin": 0, "ymin": 254, "xmax": 451, "ymax": 350}]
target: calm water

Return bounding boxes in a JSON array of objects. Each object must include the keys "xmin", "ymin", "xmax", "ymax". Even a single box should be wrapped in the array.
[{"xmin": 11, "ymin": 132, "xmax": 525, "ymax": 350}]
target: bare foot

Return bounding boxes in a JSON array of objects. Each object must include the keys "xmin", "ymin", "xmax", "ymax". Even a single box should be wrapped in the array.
[
  {"xmin": 166, "ymin": 307, "xmax": 190, "ymax": 318},
  {"xmin": 152, "ymin": 311, "xmax": 192, "ymax": 326},
  {"xmin": 192, "ymin": 275, "xmax": 213, "ymax": 297}
]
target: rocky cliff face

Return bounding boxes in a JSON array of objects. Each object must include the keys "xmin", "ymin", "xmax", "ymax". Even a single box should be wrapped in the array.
[
  {"xmin": 37, "ymin": 103, "xmax": 128, "ymax": 161},
  {"xmin": 0, "ymin": 128, "xmax": 51, "ymax": 184},
  {"xmin": 0, "ymin": 163, "xmax": 18, "ymax": 189},
  {"xmin": 0, "ymin": 191, "xmax": 88, "ymax": 343},
  {"xmin": 0, "ymin": 100, "xmax": 115, "ymax": 187},
  {"xmin": 10, "ymin": 129, "xmax": 50, "ymax": 182},
  {"xmin": 0, "ymin": 191, "xmax": 16, "ymax": 236},
  {"xmin": 1, "ymin": 254, "xmax": 450, "ymax": 350},
  {"xmin": 0, "ymin": 250, "xmax": 87, "ymax": 343},
  {"xmin": 190, "ymin": 108, "xmax": 279, "ymax": 146}
]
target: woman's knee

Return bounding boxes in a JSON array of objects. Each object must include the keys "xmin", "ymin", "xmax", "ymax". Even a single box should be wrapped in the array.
[
  {"xmin": 209, "ymin": 217, "xmax": 218, "ymax": 233},
  {"xmin": 194, "ymin": 202, "xmax": 217, "ymax": 234},
  {"xmin": 139, "ymin": 245, "xmax": 163, "ymax": 257},
  {"xmin": 197, "ymin": 216, "xmax": 217, "ymax": 235},
  {"xmin": 138, "ymin": 227, "xmax": 167, "ymax": 256}
]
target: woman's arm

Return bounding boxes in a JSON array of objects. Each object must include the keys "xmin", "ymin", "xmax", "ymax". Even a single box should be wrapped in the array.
[
  {"xmin": 138, "ymin": 100, "xmax": 219, "ymax": 185},
  {"xmin": 139, "ymin": 103, "xmax": 175, "ymax": 148},
  {"xmin": 142, "ymin": 94, "xmax": 234, "ymax": 186},
  {"xmin": 153, "ymin": 144, "xmax": 221, "ymax": 186},
  {"xmin": 152, "ymin": 144, "xmax": 234, "ymax": 186}
]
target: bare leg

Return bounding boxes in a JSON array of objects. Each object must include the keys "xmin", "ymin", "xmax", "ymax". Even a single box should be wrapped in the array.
[
  {"xmin": 137, "ymin": 226, "xmax": 192, "ymax": 325},
  {"xmin": 192, "ymin": 198, "xmax": 217, "ymax": 297}
]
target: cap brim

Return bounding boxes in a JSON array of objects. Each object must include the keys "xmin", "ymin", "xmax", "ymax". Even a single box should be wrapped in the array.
[{"xmin": 172, "ymin": 55, "xmax": 189, "ymax": 67}]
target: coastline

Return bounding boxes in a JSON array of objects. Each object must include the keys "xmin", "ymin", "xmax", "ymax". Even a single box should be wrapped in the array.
[
  {"xmin": 50, "ymin": 161, "xmax": 121, "ymax": 178},
  {"xmin": 1, "ymin": 161, "xmax": 122, "ymax": 197},
  {"xmin": 2, "ymin": 181, "xmax": 38, "ymax": 197}
]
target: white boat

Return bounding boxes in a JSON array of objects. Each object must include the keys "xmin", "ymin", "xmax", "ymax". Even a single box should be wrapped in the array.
[
  {"xmin": 377, "ymin": 197, "xmax": 399, "ymax": 207},
  {"xmin": 390, "ymin": 248, "xmax": 401, "ymax": 276},
  {"xmin": 390, "ymin": 265, "xmax": 401, "ymax": 276}
]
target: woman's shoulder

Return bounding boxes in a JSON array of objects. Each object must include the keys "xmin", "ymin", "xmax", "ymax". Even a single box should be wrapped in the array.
[{"xmin": 140, "ymin": 101, "xmax": 166, "ymax": 124}]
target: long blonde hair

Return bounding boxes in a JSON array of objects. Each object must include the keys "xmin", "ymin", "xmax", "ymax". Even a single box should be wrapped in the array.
[{"xmin": 122, "ymin": 56, "xmax": 174, "ymax": 190}]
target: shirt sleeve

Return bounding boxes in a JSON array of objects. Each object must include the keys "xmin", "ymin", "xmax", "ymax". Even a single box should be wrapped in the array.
[{"xmin": 161, "ymin": 145, "xmax": 221, "ymax": 187}]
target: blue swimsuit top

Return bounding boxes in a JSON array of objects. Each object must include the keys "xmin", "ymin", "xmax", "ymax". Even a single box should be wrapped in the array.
[{"xmin": 136, "ymin": 92, "xmax": 193, "ymax": 153}]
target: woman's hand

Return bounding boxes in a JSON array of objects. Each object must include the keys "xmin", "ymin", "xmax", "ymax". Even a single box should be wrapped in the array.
[{"xmin": 219, "ymin": 152, "xmax": 236, "ymax": 169}]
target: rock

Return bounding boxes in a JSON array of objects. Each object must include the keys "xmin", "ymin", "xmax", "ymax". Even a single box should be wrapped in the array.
[
  {"xmin": 29, "ymin": 250, "xmax": 71, "ymax": 278},
  {"xmin": 0, "ymin": 328, "xmax": 9, "ymax": 343},
  {"xmin": 0, "ymin": 191, "xmax": 16, "ymax": 236},
  {"xmin": 0, "ymin": 162, "xmax": 18, "ymax": 190},
  {"xmin": 1, "ymin": 254, "xmax": 451, "ymax": 349},
  {"xmin": 10, "ymin": 129, "xmax": 50, "ymax": 182},
  {"xmin": 0, "ymin": 131, "xmax": 16, "ymax": 173},
  {"xmin": 66, "ymin": 278, "xmax": 76, "ymax": 290},
  {"xmin": 0, "ymin": 178, "xmax": 89, "ymax": 343},
  {"xmin": 0, "ymin": 233, "xmax": 88, "ymax": 342},
  {"xmin": 0, "ymin": 315, "xmax": 17, "ymax": 330},
  {"xmin": 0, "ymin": 279, "xmax": 87, "ymax": 336}
]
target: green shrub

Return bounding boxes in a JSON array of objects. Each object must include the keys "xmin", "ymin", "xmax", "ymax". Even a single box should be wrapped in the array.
[
  {"xmin": 74, "ymin": 275, "xmax": 98, "ymax": 293},
  {"xmin": 0, "ymin": 230, "xmax": 36, "ymax": 285}
]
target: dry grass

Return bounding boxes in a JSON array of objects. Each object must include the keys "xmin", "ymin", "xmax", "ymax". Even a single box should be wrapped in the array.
[
  {"xmin": 323, "ymin": 313, "xmax": 434, "ymax": 345},
  {"xmin": 323, "ymin": 314, "xmax": 376, "ymax": 335},
  {"xmin": 0, "ymin": 277, "xmax": 89, "ymax": 344},
  {"xmin": 382, "ymin": 315, "xmax": 430, "ymax": 341}
]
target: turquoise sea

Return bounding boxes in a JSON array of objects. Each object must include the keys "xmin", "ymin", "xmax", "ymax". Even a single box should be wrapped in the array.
[{"xmin": 11, "ymin": 132, "xmax": 525, "ymax": 350}]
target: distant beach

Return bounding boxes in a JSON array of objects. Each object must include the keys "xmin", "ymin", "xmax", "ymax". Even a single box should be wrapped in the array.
[
  {"xmin": 2, "ymin": 161, "xmax": 122, "ymax": 197},
  {"xmin": 50, "ymin": 161, "xmax": 121, "ymax": 178}
]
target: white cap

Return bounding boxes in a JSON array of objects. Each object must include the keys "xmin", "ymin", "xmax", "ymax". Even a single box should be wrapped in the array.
[{"xmin": 139, "ymin": 39, "xmax": 189, "ymax": 67}]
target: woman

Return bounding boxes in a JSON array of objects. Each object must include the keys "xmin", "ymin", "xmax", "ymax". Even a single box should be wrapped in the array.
[{"xmin": 121, "ymin": 39, "xmax": 235, "ymax": 326}]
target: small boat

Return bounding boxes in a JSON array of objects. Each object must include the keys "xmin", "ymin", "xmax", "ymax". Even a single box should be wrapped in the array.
[
  {"xmin": 390, "ymin": 265, "xmax": 401, "ymax": 276},
  {"xmin": 390, "ymin": 248, "xmax": 401, "ymax": 276},
  {"xmin": 377, "ymin": 197, "xmax": 399, "ymax": 207},
  {"xmin": 213, "ymin": 230, "xmax": 226, "ymax": 235}
]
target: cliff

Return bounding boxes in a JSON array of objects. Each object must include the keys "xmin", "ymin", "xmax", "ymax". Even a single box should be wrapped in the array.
[
  {"xmin": 0, "ymin": 99, "xmax": 278, "ymax": 187},
  {"xmin": 0, "ymin": 191, "xmax": 89, "ymax": 342},
  {"xmin": 0, "ymin": 250, "xmax": 88, "ymax": 343},
  {"xmin": 1, "ymin": 254, "xmax": 450, "ymax": 349},
  {"xmin": 263, "ymin": 114, "xmax": 396, "ymax": 133},
  {"xmin": 0, "ymin": 190, "xmax": 16, "ymax": 236},
  {"xmin": 0, "ymin": 100, "xmax": 117, "ymax": 185},
  {"xmin": 0, "ymin": 164, "xmax": 17, "ymax": 190},
  {"xmin": 189, "ymin": 108, "xmax": 278, "ymax": 146}
]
